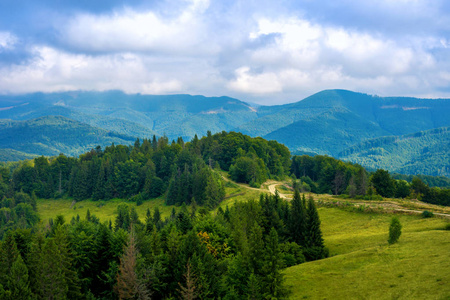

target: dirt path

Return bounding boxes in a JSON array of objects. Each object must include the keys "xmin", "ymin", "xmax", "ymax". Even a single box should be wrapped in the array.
[
  {"xmin": 219, "ymin": 171, "xmax": 450, "ymax": 219},
  {"xmin": 267, "ymin": 183, "xmax": 288, "ymax": 199}
]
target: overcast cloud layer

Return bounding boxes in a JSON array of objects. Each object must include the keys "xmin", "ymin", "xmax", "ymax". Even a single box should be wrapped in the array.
[{"xmin": 0, "ymin": 0, "xmax": 449, "ymax": 104}]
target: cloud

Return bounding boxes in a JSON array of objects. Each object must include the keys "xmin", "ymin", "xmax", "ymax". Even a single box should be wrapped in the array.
[
  {"xmin": 62, "ymin": 0, "xmax": 213, "ymax": 55},
  {"xmin": 0, "ymin": 32, "xmax": 17, "ymax": 51},
  {"xmin": 0, "ymin": 0, "xmax": 449, "ymax": 104},
  {"xmin": 0, "ymin": 46, "xmax": 186, "ymax": 94}
]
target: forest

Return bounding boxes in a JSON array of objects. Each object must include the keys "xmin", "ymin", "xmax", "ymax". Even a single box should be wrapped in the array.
[{"xmin": 0, "ymin": 131, "xmax": 448, "ymax": 299}]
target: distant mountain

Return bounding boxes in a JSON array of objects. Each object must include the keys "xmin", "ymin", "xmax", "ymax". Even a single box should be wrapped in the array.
[
  {"xmin": 0, "ymin": 91, "xmax": 258, "ymax": 140},
  {"xmin": 260, "ymin": 89, "xmax": 450, "ymax": 155},
  {"xmin": 0, "ymin": 89, "xmax": 449, "ymax": 177},
  {"xmin": 0, "ymin": 116, "xmax": 136, "ymax": 158},
  {"xmin": 338, "ymin": 127, "xmax": 450, "ymax": 177}
]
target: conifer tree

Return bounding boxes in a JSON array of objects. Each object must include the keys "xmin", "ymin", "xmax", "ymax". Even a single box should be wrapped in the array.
[
  {"xmin": 153, "ymin": 207, "xmax": 161, "ymax": 230},
  {"xmin": 248, "ymin": 222, "xmax": 264, "ymax": 274},
  {"xmin": 289, "ymin": 189, "xmax": 307, "ymax": 246},
  {"xmin": 115, "ymin": 231, "xmax": 148, "ymax": 299},
  {"xmin": 305, "ymin": 195, "xmax": 326, "ymax": 260},
  {"xmin": 8, "ymin": 254, "xmax": 32, "ymax": 300},
  {"xmin": 261, "ymin": 227, "xmax": 286, "ymax": 299},
  {"xmin": 177, "ymin": 260, "xmax": 198, "ymax": 300}
]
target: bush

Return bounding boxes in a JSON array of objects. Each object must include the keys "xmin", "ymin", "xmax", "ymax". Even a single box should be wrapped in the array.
[
  {"xmin": 445, "ymin": 223, "xmax": 450, "ymax": 231},
  {"xmin": 421, "ymin": 210, "xmax": 434, "ymax": 218},
  {"xmin": 388, "ymin": 217, "xmax": 402, "ymax": 244}
]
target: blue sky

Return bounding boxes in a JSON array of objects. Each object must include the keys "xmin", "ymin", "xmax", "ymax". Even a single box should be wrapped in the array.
[{"xmin": 0, "ymin": 0, "xmax": 449, "ymax": 104}]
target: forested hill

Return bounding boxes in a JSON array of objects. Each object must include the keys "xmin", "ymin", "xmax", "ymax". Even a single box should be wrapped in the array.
[
  {"xmin": 338, "ymin": 127, "xmax": 450, "ymax": 177},
  {"xmin": 0, "ymin": 89, "xmax": 449, "ymax": 177},
  {"xmin": 0, "ymin": 116, "xmax": 136, "ymax": 159}
]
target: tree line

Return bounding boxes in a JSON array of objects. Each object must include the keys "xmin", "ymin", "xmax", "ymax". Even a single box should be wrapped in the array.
[
  {"xmin": 3, "ymin": 131, "xmax": 290, "ymax": 207},
  {"xmin": 291, "ymin": 155, "xmax": 450, "ymax": 206}
]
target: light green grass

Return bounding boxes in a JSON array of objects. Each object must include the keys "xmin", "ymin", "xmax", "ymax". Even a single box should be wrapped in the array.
[
  {"xmin": 285, "ymin": 208, "xmax": 450, "ymax": 299},
  {"xmin": 37, "ymin": 197, "xmax": 173, "ymax": 224},
  {"xmin": 38, "ymin": 184, "xmax": 266, "ymax": 224}
]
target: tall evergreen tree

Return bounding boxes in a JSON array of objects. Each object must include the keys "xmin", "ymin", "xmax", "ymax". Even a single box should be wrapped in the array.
[
  {"xmin": 288, "ymin": 189, "xmax": 307, "ymax": 246},
  {"xmin": 8, "ymin": 254, "xmax": 32, "ymax": 300},
  {"xmin": 304, "ymin": 195, "xmax": 326, "ymax": 261},
  {"xmin": 261, "ymin": 227, "xmax": 286, "ymax": 299}
]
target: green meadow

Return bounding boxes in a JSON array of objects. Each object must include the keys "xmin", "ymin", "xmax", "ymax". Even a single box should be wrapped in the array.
[{"xmin": 285, "ymin": 208, "xmax": 450, "ymax": 299}]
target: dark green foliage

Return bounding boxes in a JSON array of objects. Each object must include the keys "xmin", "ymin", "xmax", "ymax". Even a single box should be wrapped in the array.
[
  {"xmin": 371, "ymin": 169, "xmax": 395, "ymax": 198},
  {"xmin": 304, "ymin": 195, "xmax": 327, "ymax": 261},
  {"xmin": 261, "ymin": 227, "xmax": 288, "ymax": 299},
  {"xmin": 291, "ymin": 155, "xmax": 367, "ymax": 196},
  {"xmin": 289, "ymin": 190, "xmax": 307, "ymax": 246},
  {"xmin": 421, "ymin": 211, "xmax": 434, "ymax": 218},
  {"xmin": 388, "ymin": 217, "xmax": 402, "ymax": 244},
  {"xmin": 395, "ymin": 180, "xmax": 411, "ymax": 198}
]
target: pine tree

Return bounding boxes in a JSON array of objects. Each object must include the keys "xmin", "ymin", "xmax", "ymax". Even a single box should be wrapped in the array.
[
  {"xmin": 35, "ymin": 239, "xmax": 68, "ymax": 300},
  {"xmin": 8, "ymin": 254, "xmax": 32, "ymax": 300},
  {"xmin": 0, "ymin": 234, "xmax": 20, "ymax": 286},
  {"xmin": 304, "ymin": 195, "xmax": 326, "ymax": 261},
  {"xmin": 261, "ymin": 228, "xmax": 286, "ymax": 299},
  {"xmin": 177, "ymin": 260, "xmax": 198, "ymax": 300},
  {"xmin": 248, "ymin": 222, "xmax": 264, "ymax": 274},
  {"xmin": 288, "ymin": 189, "xmax": 307, "ymax": 246},
  {"xmin": 153, "ymin": 207, "xmax": 161, "ymax": 230},
  {"xmin": 115, "ymin": 231, "xmax": 143, "ymax": 299}
]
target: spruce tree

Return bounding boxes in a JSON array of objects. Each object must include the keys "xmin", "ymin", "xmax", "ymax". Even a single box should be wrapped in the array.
[
  {"xmin": 8, "ymin": 254, "xmax": 32, "ymax": 300},
  {"xmin": 289, "ymin": 189, "xmax": 307, "ymax": 246},
  {"xmin": 115, "ymin": 232, "xmax": 141, "ymax": 299},
  {"xmin": 305, "ymin": 195, "xmax": 326, "ymax": 260},
  {"xmin": 261, "ymin": 228, "xmax": 286, "ymax": 299}
]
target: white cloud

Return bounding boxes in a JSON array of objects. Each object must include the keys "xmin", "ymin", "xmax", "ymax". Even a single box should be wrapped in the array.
[
  {"xmin": 224, "ymin": 15, "xmax": 448, "ymax": 102},
  {"xmin": 227, "ymin": 66, "xmax": 282, "ymax": 94},
  {"xmin": 0, "ymin": 31, "xmax": 17, "ymax": 50},
  {"xmin": 63, "ymin": 0, "xmax": 215, "ymax": 56},
  {"xmin": 0, "ymin": 46, "xmax": 185, "ymax": 94}
]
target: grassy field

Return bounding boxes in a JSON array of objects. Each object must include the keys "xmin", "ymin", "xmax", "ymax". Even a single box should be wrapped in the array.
[
  {"xmin": 37, "ymin": 180, "xmax": 266, "ymax": 224},
  {"xmin": 285, "ymin": 208, "xmax": 450, "ymax": 299}
]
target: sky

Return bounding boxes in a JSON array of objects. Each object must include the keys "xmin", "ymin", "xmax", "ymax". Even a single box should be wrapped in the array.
[{"xmin": 0, "ymin": 0, "xmax": 449, "ymax": 105}]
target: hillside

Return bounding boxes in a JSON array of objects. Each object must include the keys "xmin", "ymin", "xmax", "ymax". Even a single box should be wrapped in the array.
[
  {"xmin": 338, "ymin": 127, "xmax": 450, "ymax": 177},
  {"xmin": 0, "ymin": 89, "xmax": 449, "ymax": 176},
  {"xmin": 0, "ymin": 116, "xmax": 136, "ymax": 157},
  {"xmin": 284, "ymin": 208, "xmax": 450, "ymax": 299},
  {"xmin": 0, "ymin": 91, "xmax": 258, "ymax": 140},
  {"xmin": 260, "ymin": 89, "xmax": 450, "ymax": 156}
]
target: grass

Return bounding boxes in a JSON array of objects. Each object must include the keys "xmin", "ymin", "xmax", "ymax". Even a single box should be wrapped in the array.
[
  {"xmin": 37, "ymin": 197, "xmax": 173, "ymax": 224},
  {"xmin": 37, "ymin": 183, "xmax": 267, "ymax": 224},
  {"xmin": 285, "ymin": 208, "xmax": 450, "ymax": 299}
]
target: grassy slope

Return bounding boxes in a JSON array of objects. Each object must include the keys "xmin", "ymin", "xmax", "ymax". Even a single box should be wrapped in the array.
[
  {"xmin": 285, "ymin": 208, "xmax": 450, "ymax": 299},
  {"xmin": 37, "ymin": 181, "xmax": 263, "ymax": 224}
]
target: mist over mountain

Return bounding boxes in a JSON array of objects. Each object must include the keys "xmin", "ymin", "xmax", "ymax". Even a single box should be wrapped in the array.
[{"xmin": 0, "ymin": 89, "xmax": 448, "ymax": 176}]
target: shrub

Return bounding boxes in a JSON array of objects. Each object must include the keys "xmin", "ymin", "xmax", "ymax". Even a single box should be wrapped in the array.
[
  {"xmin": 388, "ymin": 217, "xmax": 402, "ymax": 244},
  {"xmin": 445, "ymin": 223, "xmax": 450, "ymax": 231},
  {"xmin": 421, "ymin": 210, "xmax": 434, "ymax": 218}
]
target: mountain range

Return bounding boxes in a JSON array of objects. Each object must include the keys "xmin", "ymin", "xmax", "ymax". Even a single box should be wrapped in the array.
[{"xmin": 0, "ymin": 89, "xmax": 449, "ymax": 176}]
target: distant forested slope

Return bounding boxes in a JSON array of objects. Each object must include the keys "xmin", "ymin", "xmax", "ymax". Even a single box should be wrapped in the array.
[
  {"xmin": 0, "ymin": 116, "xmax": 136, "ymax": 157},
  {"xmin": 338, "ymin": 127, "xmax": 450, "ymax": 177}
]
